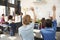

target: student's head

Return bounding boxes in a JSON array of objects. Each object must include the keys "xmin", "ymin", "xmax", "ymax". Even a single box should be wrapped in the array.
[
  {"xmin": 41, "ymin": 18, "xmax": 45, "ymax": 22},
  {"xmin": 42, "ymin": 18, "xmax": 45, "ymax": 20},
  {"xmin": 46, "ymin": 19, "xmax": 52, "ymax": 28},
  {"xmin": 23, "ymin": 15, "xmax": 31, "ymax": 25},
  {"xmin": 8, "ymin": 15, "xmax": 13, "ymax": 20},
  {"xmin": 20, "ymin": 12, "xmax": 23, "ymax": 15},
  {"xmin": 2, "ymin": 14, "xmax": 4, "ymax": 16}
]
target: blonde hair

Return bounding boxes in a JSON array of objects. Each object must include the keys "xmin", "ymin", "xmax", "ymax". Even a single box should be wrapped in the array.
[{"xmin": 23, "ymin": 15, "xmax": 31, "ymax": 25}]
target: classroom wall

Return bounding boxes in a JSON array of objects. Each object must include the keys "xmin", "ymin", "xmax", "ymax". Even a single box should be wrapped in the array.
[{"xmin": 21, "ymin": 0, "xmax": 60, "ymax": 27}]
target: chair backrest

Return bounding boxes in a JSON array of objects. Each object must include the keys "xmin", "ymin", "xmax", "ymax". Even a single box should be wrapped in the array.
[
  {"xmin": 0, "ymin": 26, "xmax": 3, "ymax": 34},
  {"xmin": 41, "ymin": 29, "xmax": 55, "ymax": 40}
]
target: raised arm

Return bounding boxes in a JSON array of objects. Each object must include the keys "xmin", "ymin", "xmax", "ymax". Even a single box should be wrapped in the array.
[
  {"xmin": 53, "ymin": 5, "xmax": 56, "ymax": 20},
  {"xmin": 52, "ymin": 5, "xmax": 57, "ymax": 31},
  {"xmin": 30, "ymin": 7, "xmax": 36, "ymax": 23}
]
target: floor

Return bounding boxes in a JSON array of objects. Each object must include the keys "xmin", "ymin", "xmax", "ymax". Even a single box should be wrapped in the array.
[
  {"xmin": 0, "ymin": 32, "xmax": 60, "ymax": 40},
  {"xmin": 56, "ymin": 32, "xmax": 60, "ymax": 40},
  {"xmin": 0, "ymin": 33, "xmax": 21, "ymax": 40}
]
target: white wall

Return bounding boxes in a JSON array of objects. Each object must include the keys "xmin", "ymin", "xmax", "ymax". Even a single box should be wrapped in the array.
[
  {"xmin": 21, "ymin": 0, "xmax": 60, "ymax": 27},
  {"xmin": 21, "ymin": 0, "xmax": 57, "ymax": 19}
]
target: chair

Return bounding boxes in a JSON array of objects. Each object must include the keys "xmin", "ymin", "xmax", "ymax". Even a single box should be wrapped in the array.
[{"xmin": 0, "ymin": 26, "xmax": 3, "ymax": 34}]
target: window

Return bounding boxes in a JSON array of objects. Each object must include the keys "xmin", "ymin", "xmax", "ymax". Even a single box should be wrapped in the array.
[
  {"xmin": 10, "ymin": 7, "xmax": 15, "ymax": 15},
  {"xmin": 0, "ymin": 6, "xmax": 5, "ymax": 16},
  {"xmin": 8, "ymin": 0, "xmax": 15, "ymax": 4}
]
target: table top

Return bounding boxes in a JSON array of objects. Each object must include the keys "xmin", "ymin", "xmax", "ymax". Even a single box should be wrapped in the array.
[
  {"xmin": 33, "ymin": 29, "xmax": 40, "ymax": 33},
  {"xmin": 0, "ymin": 24, "xmax": 8, "ymax": 27},
  {"xmin": 33, "ymin": 29, "xmax": 42, "ymax": 38}
]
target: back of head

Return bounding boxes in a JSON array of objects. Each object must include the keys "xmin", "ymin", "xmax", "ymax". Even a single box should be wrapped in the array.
[
  {"xmin": 2, "ymin": 14, "xmax": 4, "ymax": 16},
  {"xmin": 23, "ymin": 15, "xmax": 31, "ymax": 25},
  {"xmin": 46, "ymin": 19, "xmax": 52, "ymax": 28},
  {"xmin": 8, "ymin": 15, "xmax": 13, "ymax": 20},
  {"xmin": 42, "ymin": 18, "xmax": 45, "ymax": 20},
  {"xmin": 41, "ymin": 18, "xmax": 45, "ymax": 22},
  {"xmin": 40, "ymin": 18, "xmax": 46, "ymax": 28}
]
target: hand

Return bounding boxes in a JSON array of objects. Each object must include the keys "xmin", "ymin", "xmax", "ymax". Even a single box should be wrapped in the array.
[
  {"xmin": 53, "ymin": 5, "xmax": 56, "ymax": 11},
  {"xmin": 30, "ymin": 7, "xmax": 34, "ymax": 11}
]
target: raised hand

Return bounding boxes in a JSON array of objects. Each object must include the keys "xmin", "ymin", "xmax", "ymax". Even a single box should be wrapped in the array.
[
  {"xmin": 52, "ymin": 5, "xmax": 56, "ymax": 20},
  {"xmin": 53, "ymin": 5, "xmax": 56, "ymax": 11},
  {"xmin": 30, "ymin": 7, "xmax": 34, "ymax": 11},
  {"xmin": 30, "ymin": 7, "xmax": 36, "ymax": 22}
]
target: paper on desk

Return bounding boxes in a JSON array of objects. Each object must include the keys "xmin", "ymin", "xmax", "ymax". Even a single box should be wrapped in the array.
[{"xmin": 33, "ymin": 29, "xmax": 40, "ymax": 33}]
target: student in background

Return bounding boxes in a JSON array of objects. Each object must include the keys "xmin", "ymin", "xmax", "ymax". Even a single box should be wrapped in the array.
[
  {"xmin": 19, "ymin": 12, "xmax": 23, "ymax": 26},
  {"xmin": 40, "ymin": 18, "xmax": 46, "ymax": 29},
  {"xmin": 8, "ymin": 15, "xmax": 16, "ymax": 36},
  {"xmin": 8, "ymin": 15, "xmax": 14, "ymax": 24},
  {"xmin": 1, "ymin": 14, "xmax": 5, "ymax": 24},
  {"xmin": 0, "ymin": 14, "xmax": 8, "ymax": 33},
  {"xmin": 0, "ymin": 14, "xmax": 5, "ymax": 34}
]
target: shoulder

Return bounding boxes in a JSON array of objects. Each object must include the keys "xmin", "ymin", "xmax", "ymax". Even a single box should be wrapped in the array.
[
  {"xmin": 40, "ymin": 29, "xmax": 46, "ymax": 34},
  {"xmin": 18, "ymin": 26, "xmax": 26, "ymax": 31},
  {"xmin": 40, "ymin": 29, "xmax": 45, "ymax": 32},
  {"xmin": 30, "ymin": 22, "xmax": 34, "ymax": 26},
  {"xmin": 8, "ymin": 20, "xmax": 12, "ymax": 23},
  {"xmin": 40, "ymin": 28, "xmax": 54, "ymax": 32},
  {"xmin": 18, "ymin": 26, "xmax": 23, "ymax": 30}
]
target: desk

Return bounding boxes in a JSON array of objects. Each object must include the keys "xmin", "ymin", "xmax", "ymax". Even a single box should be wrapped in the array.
[
  {"xmin": 33, "ymin": 29, "xmax": 42, "ymax": 38},
  {"xmin": 0, "ymin": 24, "xmax": 8, "ymax": 33},
  {"xmin": 0, "ymin": 24, "xmax": 8, "ymax": 28}
]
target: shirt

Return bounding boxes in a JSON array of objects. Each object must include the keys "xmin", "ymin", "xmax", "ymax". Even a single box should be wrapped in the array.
[
  {"xmin": 40, "ymin": 20, "xmax": 57, "ymax": 40},
  {"xmin": 52, "ymin": 20, "xmax": 57, "ymax": 31},
  {"xmin": 18, "ymin": 23, "xmax": 34, "ymax": 40},
  {"xmin": 1, "ymin": 17, "xmax": 5, "ymax": 24}
]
